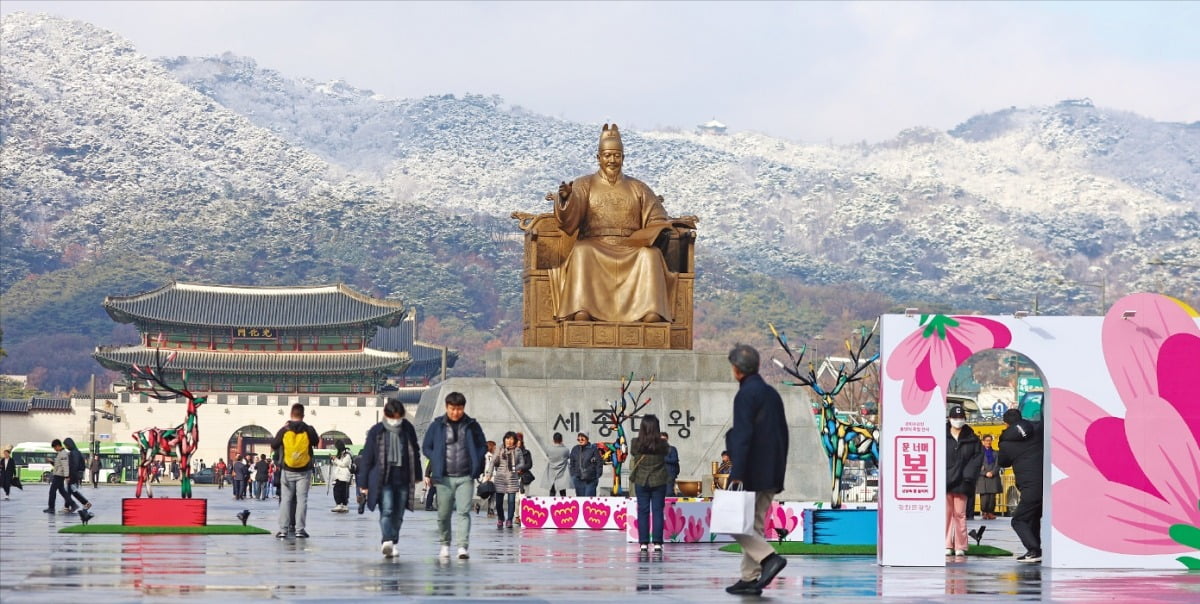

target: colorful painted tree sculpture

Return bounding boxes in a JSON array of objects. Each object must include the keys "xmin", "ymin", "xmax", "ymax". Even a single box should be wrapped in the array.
[
  {"xmin": 129, "ymin": 339, "xmax": 207, "ymax": 498},
  {"xmin": 595, "ymin": 374, "xmax": 655, "ymax": 496},
  {"xmin": 770, "ymin": 321, "xmax": 880, "ymax": 508}
]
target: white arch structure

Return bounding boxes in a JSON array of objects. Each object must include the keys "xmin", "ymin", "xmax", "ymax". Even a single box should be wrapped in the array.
[{"xmin": 878, "ymin": 293, "xmax": 1199, "ymax": 569}]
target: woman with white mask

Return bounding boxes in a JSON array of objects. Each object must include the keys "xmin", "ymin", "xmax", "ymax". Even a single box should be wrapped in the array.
[
  {"xmin": 945, "ymin": 404, "xmax": 982, "ymax": 559},
  {"xmin": 358, "ymin": 398, "xmax": 422, "ymax": 558}
]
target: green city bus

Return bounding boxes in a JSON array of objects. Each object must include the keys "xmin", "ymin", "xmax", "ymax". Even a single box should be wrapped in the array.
[
  {"xmin": 10, "ymin": 442, "xmax": 56, "ymax": 483},
  {"xmin": 10, "ymin": 441, "xmax": 142, "ymax": 483}
]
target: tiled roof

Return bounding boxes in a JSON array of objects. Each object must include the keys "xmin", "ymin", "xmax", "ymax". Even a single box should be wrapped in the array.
[
  {"xmin": 30, "ymin": 397, "xmax": 72, "ymax": 411},
  {"xmin": 93, "ymin": 346, "xmax": 410, "ymax": 375},
  {"xmin": 370, "ymin": 312, "xmax": 458, "ymax": 379},
  {"xmin": 0, "ymin": 399, "xmax": 32, "ymax": 413},
  {"xmin": 103, "ymin": 282, "xmax": 406, "ymax": 329}
]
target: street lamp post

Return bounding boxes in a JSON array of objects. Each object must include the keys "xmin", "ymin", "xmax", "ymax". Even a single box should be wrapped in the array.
[
  {"xmin": 1054, "ymin": 276, "xmax": 1106, "ymax": 315},
  {"xmin": 1148, "ymin": 258, "xmax": 1200, "ymax": 295}
]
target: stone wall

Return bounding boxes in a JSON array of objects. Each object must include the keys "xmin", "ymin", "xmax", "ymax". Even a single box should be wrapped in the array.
[{"xmin": 417, "ymin": 348, "xmax": 831, "ymax": 501}]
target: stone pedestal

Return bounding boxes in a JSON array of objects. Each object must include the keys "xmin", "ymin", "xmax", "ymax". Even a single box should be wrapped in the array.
[{"xmin": 417, "ymin": 347, "xmax": 829, "ymax": 502}]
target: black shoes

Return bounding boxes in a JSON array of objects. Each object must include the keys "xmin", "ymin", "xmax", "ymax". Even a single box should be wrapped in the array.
[
  {"xmin": 1016, "ymin": 550, "xmax": 1042, "ymax": 563},
  {"xmin": 756, "ymin": 553, "xmax": 787, "ymax": 588},
  {"xmin": 296, "ymin": 529, "xmax": 310, "ymax": 538},
  {"xmin": 726, "ymin": 554, "xmax": 787, "ymax": 596},
  {"xmin": 725, "ymin": 579, "xmax": 762, "ymax": 596}
]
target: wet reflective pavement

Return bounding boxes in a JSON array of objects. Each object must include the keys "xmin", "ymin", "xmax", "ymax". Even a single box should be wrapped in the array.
[{"xmin": 2, "ymin": 485, "xmax": 1198, "ymax": 602}]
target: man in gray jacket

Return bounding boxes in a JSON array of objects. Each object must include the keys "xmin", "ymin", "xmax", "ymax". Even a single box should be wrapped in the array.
[
  {"xmin": 545, "ymin": 432, "xmax": 570, "ymax": 497},
  {"xmin": 44, "ymin": 439, "xmax": 72, "ymax": 514},
  {"xmin": 422, "ymin": 392, "xmax": 487, "ymax": 560}
]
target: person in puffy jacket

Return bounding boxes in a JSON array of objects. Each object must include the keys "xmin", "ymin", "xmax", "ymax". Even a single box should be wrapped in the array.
[
  {"xmin": 330, "ymin": 441, "xmax": 354, "ymax": 512},
  {"xmin": 487, "ymin": 431, "xmax": 530, "ymax": 529},
  {"xmin": 998, "ymin": 409, "xmax": 1044, "ymax": 563},
  {"xmin": 945, "ymin": 406, "xmax": 981, "ymax": 557}
]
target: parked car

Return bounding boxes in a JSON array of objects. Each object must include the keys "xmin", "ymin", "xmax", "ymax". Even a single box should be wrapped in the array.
[{"xmin": 191, "ymin": 467, "xmax": 216, "ymax": 484}]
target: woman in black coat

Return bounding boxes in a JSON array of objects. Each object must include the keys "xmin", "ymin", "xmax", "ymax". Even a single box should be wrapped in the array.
[
  {"xmin": 945, "ymin": 406, "xmax": 982, "ymax": 557},
  {"xmin": 357, "ymin": 399, "xmax": 421, "ymax": 558}
]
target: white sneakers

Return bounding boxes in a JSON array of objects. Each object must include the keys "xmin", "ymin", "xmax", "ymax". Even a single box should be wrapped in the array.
[
  {"xmin": 331, "ymin": 504, "xmax": 348, "ymax": 512},
  {"xmin": 439, "ymin": 545, "xmax": 450, "ymax": 559},
  {"xmin": 381, "ymin": 541, "xmax": 394, "ymax": 557},
  {"xmin": 457, "ymin": 547, "xmax": 469, "ymax": 560}
]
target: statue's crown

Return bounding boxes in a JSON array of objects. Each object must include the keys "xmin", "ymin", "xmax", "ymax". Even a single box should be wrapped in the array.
[{"xmin": 599, "ymin": 123, "xmax": 623, "ymax": 149}]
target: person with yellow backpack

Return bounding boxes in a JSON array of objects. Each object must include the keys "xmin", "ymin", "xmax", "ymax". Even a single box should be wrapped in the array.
[{"xmin": 272, "ymin": 403, "xmax": 320, "ymax": 539}]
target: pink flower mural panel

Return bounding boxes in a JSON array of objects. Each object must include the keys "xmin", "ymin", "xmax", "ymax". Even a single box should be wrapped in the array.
[
  {"xmin": 1051, "ymin": 294, "xmax": 1200, "ymax": 563},
  {"xmin": 885, "ymin": 315, "xmax": 1012, "ymax": 414}
]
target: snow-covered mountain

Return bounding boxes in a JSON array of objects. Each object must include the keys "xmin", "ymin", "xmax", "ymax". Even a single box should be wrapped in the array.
[
  {"xmin": 158, "ymin": 49, "xmax": 1200, "ymax": 304},
  {"xmin": 2, "ymin": 12, "xmax": 1198, "ymax": 390}
]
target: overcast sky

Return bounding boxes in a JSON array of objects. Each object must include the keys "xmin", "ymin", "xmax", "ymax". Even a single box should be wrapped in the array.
[{"xmin": 3, "ymin": 1, "xmax": 1197, "ymax": 143}]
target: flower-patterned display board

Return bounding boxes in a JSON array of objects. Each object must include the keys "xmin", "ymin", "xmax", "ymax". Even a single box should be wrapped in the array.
[
  {"xmin": 519, "ymin": 497, "xmax": 629, "ymax": 530},
  {"xmin": 880, "ymin": 294, "xmax": 1199, "ymax": 569},
  {"xmin": 620, "ymin": 499, "xmax": 831, "ymax": 544}
]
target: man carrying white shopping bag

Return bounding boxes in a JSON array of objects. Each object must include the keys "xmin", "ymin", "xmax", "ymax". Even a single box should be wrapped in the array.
[{"xmin": 722, "ymin": 344, "xmax": 789, "ymax": 596}]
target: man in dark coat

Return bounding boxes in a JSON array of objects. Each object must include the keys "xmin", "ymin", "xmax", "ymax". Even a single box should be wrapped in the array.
[
  {"xmin": 997, "ymin": 408, "xmax": 1044, "ymax": 563},
  {"xmin": 724, "ymin": 344, "xmax": 789, "ymax": 596},
  {"xmin": 62, "ymin": 438, "xmax": 92, "ymax": 512}
]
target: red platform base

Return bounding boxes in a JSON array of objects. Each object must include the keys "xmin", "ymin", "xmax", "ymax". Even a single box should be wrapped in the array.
[{"xmin": 122, "ymin": 498, "xmax": 208, "ymax": 527}]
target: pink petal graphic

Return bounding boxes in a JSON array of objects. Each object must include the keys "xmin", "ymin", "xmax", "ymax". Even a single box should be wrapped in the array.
[
  {"xmin": 1122, "ymin": 394, "xmax": 1200, "ymax": 522},
  {"xmin": 1103, "ymin": 294, "xmax": 1200, "ymax": 405},
  {"xmin": 1085, "ymin": 416, "xmax": 1160, "ymax": 499},
  {"xmin": 1050, "ymin": 388, "xmax": 1112, "ymax": 480},
  {"xmin": 1158, "ymin": 333, "xmax": 1200, "ymax": 440},
  {"xmin": 1054, "ymin": 475, "xmax": 1188, "ymax": 554},
  {"xmin": 886, "ymin": 316, "xmax": 1012, "ymax": 414}
]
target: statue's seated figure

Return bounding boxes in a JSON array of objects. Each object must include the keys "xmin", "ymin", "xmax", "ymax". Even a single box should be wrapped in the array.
[{"xmin": 513, "ymin": 124, "xmax": 696, "ymax": 349}]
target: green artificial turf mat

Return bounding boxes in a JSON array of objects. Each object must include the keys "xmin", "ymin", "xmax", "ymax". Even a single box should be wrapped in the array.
[
  {"xmin": 59, "ymin": 524, "xmax": 270, "ymax": 535},
  {"xmin": 718, "ymin": 542, "xmax": 1012, "ymax": 556}
]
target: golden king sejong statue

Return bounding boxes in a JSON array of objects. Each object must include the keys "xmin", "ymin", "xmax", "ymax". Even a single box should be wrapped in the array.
[
  {"xmin": 546, "ymin": 124, "xmax": 676, "ymax": 323},
  {"xmin": 514, "ymin": 124, "xmax": 696, "ymax": 349}
]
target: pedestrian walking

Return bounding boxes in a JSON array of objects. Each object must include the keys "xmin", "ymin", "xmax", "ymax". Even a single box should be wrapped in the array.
[
  {"xmin": 330, "ymin": 441, "xmax": 353, "ymax": 512},
  {"xmin": 421, "ymin": 392, "xmax": 487, "ymax": 560},
  {"xmin": 232, "ymin": 455, "xmax": 248, "ymax": 500},
  {"xmin": 254, "ymin": 454, "xmax": 269, "ymax": 500},
  {"xmin": 480, "ymin": 441, "xmax": 494, "ymax": 518},
  {"xmin": 44, "ymin": 439, "xmax": 72, "ymax": 514},
  {"xmin": 214, "ymin": 458, "xmax": 227, "ymax": 490},
  {"xmin": 946, "ymin": 405, "xmax": 982, "ymax": 558},
  {"xmin": 976, "ymin": 434, "xmax": 1002, "ymax": 520},
  {"xmin": 568, "ymin": 432, "xmax": 603, "ymax": 497},
  {"xmin": 998, "ymin": 408, "xmax": 1044, "ymax": 563},
  {"xmin": 358, "ymin": 398, "xmax": 421, "ymax": 557},
  {"xmin": 488, "ymin": 431, "xmax": 529, "ymax": 529},
  {"xmin": 272, "ymin": 403, "xmax": 319, "ymax": 539},
  {"xmin": 1, "ymin": 446, "xmax": 17, "ymax": 500},
  {"xmin": 544, "ymin": 432, "xmax": 570, "ymax": 497},
  {"xmin": 723, "ymin": 344, "xmax": 789, "ymax": 596},
  {"xmin": 662, "ymin": 432, "xmax": 680, "ymax": 496},
  {"xmin": 630, "ymin": 414, "xmax": 671, "ymax": 552},
  {"xmin": 89, "ymin": 453, "xmax": 101, "ymax": 488},
  {"xmin": 63, "ymin": 438, "xmax": 93, "ymax": 513}
]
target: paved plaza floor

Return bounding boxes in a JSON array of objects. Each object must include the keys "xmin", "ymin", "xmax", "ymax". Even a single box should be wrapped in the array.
[{"xmin": 2, "ymin": 484, "xmax": 1198, "ymax": 602}]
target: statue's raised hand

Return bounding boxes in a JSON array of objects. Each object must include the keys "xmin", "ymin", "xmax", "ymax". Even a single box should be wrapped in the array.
[{"xmin": 545, "ymin": 181, "xmax": 572, "ymax": 205}]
